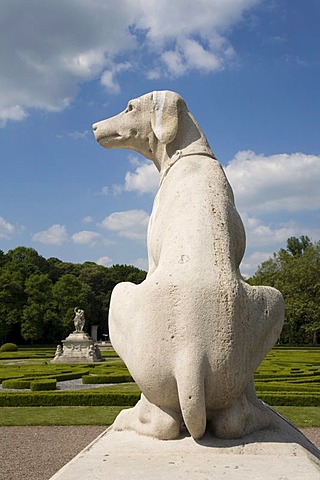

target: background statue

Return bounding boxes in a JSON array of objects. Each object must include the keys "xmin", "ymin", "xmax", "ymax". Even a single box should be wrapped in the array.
[{"xmin": 73, "ymin": 307, "xmax": 85, "ymax": 333}]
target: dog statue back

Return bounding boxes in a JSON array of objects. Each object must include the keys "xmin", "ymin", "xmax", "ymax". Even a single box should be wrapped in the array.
[{"xmin": 93, "ymin": 91, "xmax": 284, "ymax": 440}]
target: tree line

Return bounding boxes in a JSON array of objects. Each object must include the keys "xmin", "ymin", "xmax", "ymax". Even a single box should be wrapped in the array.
[
  {"xmin": 0, "ymin": 247, "xmax": 146, "ymax": 345},
  {"xmin": 1, "ymin": 237, "xmax": 319, "ymax": 346},
  {"xmin": 248, "ymin": 236, "xmax": 320, "ymax": 345}
]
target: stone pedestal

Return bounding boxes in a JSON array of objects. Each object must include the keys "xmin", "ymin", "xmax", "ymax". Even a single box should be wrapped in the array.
[
  {"xmin": 49, "ymin": 415, "xmax": 320, "ymax": 480},
  {"xmin": 51, "ymin": 332, "xmax": 104, "ymax": 363}
]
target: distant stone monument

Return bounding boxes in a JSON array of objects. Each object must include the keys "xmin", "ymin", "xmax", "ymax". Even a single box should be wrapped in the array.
[{"xmin": 51, "ymin": 308, "xmax": 103, "ymax": 363}]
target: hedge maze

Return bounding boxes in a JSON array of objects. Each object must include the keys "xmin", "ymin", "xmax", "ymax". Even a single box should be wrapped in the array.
[
  {"xmin": 0, "ymin": 348, "xmax": 140, "ymax": 407},
  {"xmin": 0, "ymin": 347, "xmax": 319, "ymax": 408},
  {"xmin": 254, "ymin": 348, "xmax": 320, "ymax": 406}
]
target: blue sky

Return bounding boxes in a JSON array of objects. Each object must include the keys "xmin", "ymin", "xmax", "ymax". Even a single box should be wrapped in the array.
[{"xmin": 0, "ymin": 0, "xmax": 319, "ymax": 276}]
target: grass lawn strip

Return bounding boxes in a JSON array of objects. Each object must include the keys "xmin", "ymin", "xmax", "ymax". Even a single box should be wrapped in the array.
[
  {"xmin": 0, "ymin": 406, "xmax": 319, "ymax": 428},
  {"xmin": 0, "ymin": 406, "xmax": 129, "ymax": 426}
]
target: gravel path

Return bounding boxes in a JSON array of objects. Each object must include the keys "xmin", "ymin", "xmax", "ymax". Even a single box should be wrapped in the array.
[
  {"xmin": 1, "ymin": 426, "xmax": 319, "ymax": 480},
  {"xmin": 1, "ymin": 426, "xmax": 106, "ymax": 480}
]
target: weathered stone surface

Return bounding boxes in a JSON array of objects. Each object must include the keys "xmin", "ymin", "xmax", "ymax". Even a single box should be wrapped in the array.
[
  {"xmin": 92, "ymin": 91, "xmax": 285, "ymax": 440},
  {"xmin": 50, "ymin": 414, "xmax": 320, "ymax": 480}
]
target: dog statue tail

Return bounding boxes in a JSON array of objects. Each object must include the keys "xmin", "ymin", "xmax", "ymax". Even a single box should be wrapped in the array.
[{"xmin": 176, "ymin": 366, "xmax": 207, "ymax": 439}]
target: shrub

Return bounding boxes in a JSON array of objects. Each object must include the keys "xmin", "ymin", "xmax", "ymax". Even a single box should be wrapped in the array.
[
  {"xmin": 0, "ymin": 391, "xmax": 140, "ymax": 407},
  {"xmin": 0, "ymin": 343, "xmax": 18, "ymax": 352},
  {"xmin": 259, "ymin": 393, "xmax": 320, "ymax": 407},
  {"xmin": 2, "ymin": 379, "xmax": 31, "ymax": 389},
  {"xmin": 30, "ymin": 379, "xmax": 57, "ymax": 391},
  {"xmin": 82, "ymin": 374, "xmax": 133, "ymax": 384},
  {"xmin": 255, "ymin": 383, "xmax": 320, "ymax": 393},
  {"xmin": 48, "ymin": 371, "xmax": 89, "ymax": 382},
  {"xmin": 0, "ymin": 374, "xmax": 25, "ymax": 383}
]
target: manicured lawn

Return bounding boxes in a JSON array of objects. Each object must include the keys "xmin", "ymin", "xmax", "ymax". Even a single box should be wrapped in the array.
[
  {"xmin": 274, "ymin": 406, "xmax": 320, "ymax": 428},
  {"xmin": 0, "ymin": 406, "xmax": 129, "ymax": 426},
  {"xmin": 0, "ymin": 405, "xmax": 319, "ymax": 427}
]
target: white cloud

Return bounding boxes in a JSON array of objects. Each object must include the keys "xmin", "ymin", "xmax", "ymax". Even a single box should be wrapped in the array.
[
  {"xmin": 99, "ymin": 209, "xmax": 149, "ymax": 241},
  {"xmin": 99, "ymin": 186, "xmax": 109, "ymax": 196},
  {"xmin": 96, "ymin": 255, "xmax": 113, "ymax": 267},
  {"xmin": 124, "ymin": 161, "xmax": 159, "ymax": 194},
  {"xmin": 161, "ymin": 49, "xmax": 187, "ymax": 77},
  {"xmin": 32, "ymin": 224, "xmax": 68, "ymax": 245},
  {"xmin": 136, "ymin": 0, "xmax": 258, "ymax": 41},
  {"xmin": 132, "ymin": 257, "xmax": 149, "ymax": 271},
  {"xmin": 183, "ymin": 38, "xmax": 222, "ymax": 71},
  {"xmin": 222, "ymin": 150, "xmax": 320, "ymax": 275},
  {"xmin": 0, "ymin": 1, "xmax": 135, "ymax": 123},
  {"xmin": 240, "ymin": 250, "xmax": 274, "ymax": 278},
  {"xmin": 71, "ymin": 231, "xmax": 101, "ymax": 246},
  {"xmin": 137, "ymin": 0, "xmax": 256, "ymax": 76},
  {"xmin": 0, "ymin": 0, "xmax": 260, "ymax": 124},
  {"xmin": 0, "ymin": 216, "xmax": 16, "ymax": 239},
  {"xmin": 242, "ymin": 214, "xmax": 299, "ymax": 249},
  {"xmin": 82, "ymin": 216, "xmax": 94, "ymax": 224},
  {"xmin": 225, "ymin": 150, "xmax": 320, "ymax": 213},
  {"xmin": 111, "ymin": 157, "xmax": 158, "ymax": 196},
  {"xmin": 100, "ymin": 62, "xmax": 132, "ymax": 94},
  {"xmin": 67, "ymin": 130, "xmax": 91, "ymax": 140},
  {"xmin": 0, "ymin": 105, "xmax": 27, "ymax": 127},
  {"xmin": 162, "ymin": 37, "xmax": 225, "ymax": 77},
  {"xmin": 239, "ymin": 214, "xmax": 320, "ymax": 276}
]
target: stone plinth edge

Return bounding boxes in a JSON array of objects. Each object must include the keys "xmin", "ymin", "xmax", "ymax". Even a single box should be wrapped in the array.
[{"xmin": 50, "ymin": 412, "xmax": 320, "ymax": 480}]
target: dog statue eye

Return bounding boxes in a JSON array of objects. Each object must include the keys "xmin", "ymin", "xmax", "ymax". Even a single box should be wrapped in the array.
[{"xmin": 125, "ymin": 103, "xmax": 134, "ymax": 113}]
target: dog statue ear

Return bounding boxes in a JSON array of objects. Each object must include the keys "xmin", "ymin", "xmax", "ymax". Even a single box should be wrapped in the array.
[{"xmin": 151, "ymin": 91, "xmax": 179, "ymax": 144}]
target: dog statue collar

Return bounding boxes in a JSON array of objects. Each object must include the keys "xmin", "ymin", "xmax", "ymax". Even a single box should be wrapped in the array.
[{"xmin": 159, "ymin": 145, "xmax": 217, "ymax": 187}]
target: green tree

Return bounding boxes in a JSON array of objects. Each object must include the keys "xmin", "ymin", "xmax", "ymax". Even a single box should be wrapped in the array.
[
  {"xmin": 0, "ymin": 246, "xmax": 147, "ymax": 344},
  {"xmin": 249, "ymin": 237, "xmax": 320, "ymax": 344},
  {"xmin": 21, "ymin": 274, "xmax": 53, "ymax": 343},
  {"xmin": 78, "ymin": 263, "xmax": 111, "ymax": 335},
  {"xmin": 52, "ymin": 274, "xmax": 90, "ymax": 336},
  {"xmin": 6, "ymin": 247, "xmax": 49, "ymax": 278},
  {"xmin": 286, "ymin": 235, "xmax": 312, "ymax": 257},
  {"xmin": 0, "ymin": 249, "xmax": 6, "ymax": 267},
  {"xmin": 0, "ymin": 269, "xmax": 25, "ymax": 343}
]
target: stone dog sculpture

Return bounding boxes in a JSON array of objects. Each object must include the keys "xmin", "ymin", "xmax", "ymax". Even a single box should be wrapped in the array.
[{"xmin": 92, "ymin": 91, "xmax": 284, "ymax": 441}]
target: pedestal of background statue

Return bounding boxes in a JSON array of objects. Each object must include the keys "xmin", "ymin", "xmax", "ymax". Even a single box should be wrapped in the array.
[{"xmin": 51, "ymin": 332, "xmax": 103, "ymax": 363}]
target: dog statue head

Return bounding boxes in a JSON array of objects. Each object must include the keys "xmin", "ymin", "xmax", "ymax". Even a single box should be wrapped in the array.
[{"xmin": 92, "ymin": 90, "xmax": 206, "ymax": 170}]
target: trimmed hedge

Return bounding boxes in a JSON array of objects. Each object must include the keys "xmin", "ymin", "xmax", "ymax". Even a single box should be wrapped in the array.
[
  {"xmin": 0, "ymin": 374, "xmax": 25, "ymax": 383},
  {"xmin": 1, "ymin": 370, "xmax": 90, "ymax": 386},
  {"xmin": 0, "ymin": 343, "xmax": 18, "ymax": 352},
  {"xmin": 2, "ymin": 379, "xmax": 31, "ymax": 389},
  {"xmin": 0, "ymin": 391, "xmax": 140, "ymax": 407},
  {"xmin": 0, "ymin": 389, "xmax": 317, "ymax": 407},
  {"xmin": 48, "ymin": 371, "xmax": 89, "ymax": 382},
  {"xmin": 255, "ymin": 383, "xmax": 320, "ymax": 393},
  {"xmin": 82, "ymin": 374, "xmax": 133, "ymax": 384},
  {"xmin": 30, "ymin": 379, "xmax": 57, "ymax": 391},
  {"xmin": 258, "ymin": 393, "xmax": 320, "ymax": 407}
]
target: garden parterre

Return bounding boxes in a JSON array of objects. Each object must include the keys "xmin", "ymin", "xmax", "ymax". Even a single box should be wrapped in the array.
[{"xmin": 0, "ymin": 346, "xmax": 319, "ymax": 407}]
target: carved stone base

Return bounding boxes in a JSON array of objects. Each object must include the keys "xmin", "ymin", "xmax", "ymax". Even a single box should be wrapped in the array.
[{"xmin": 51, "ymin": 332, "xmax": 104, "ymax": 363}]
